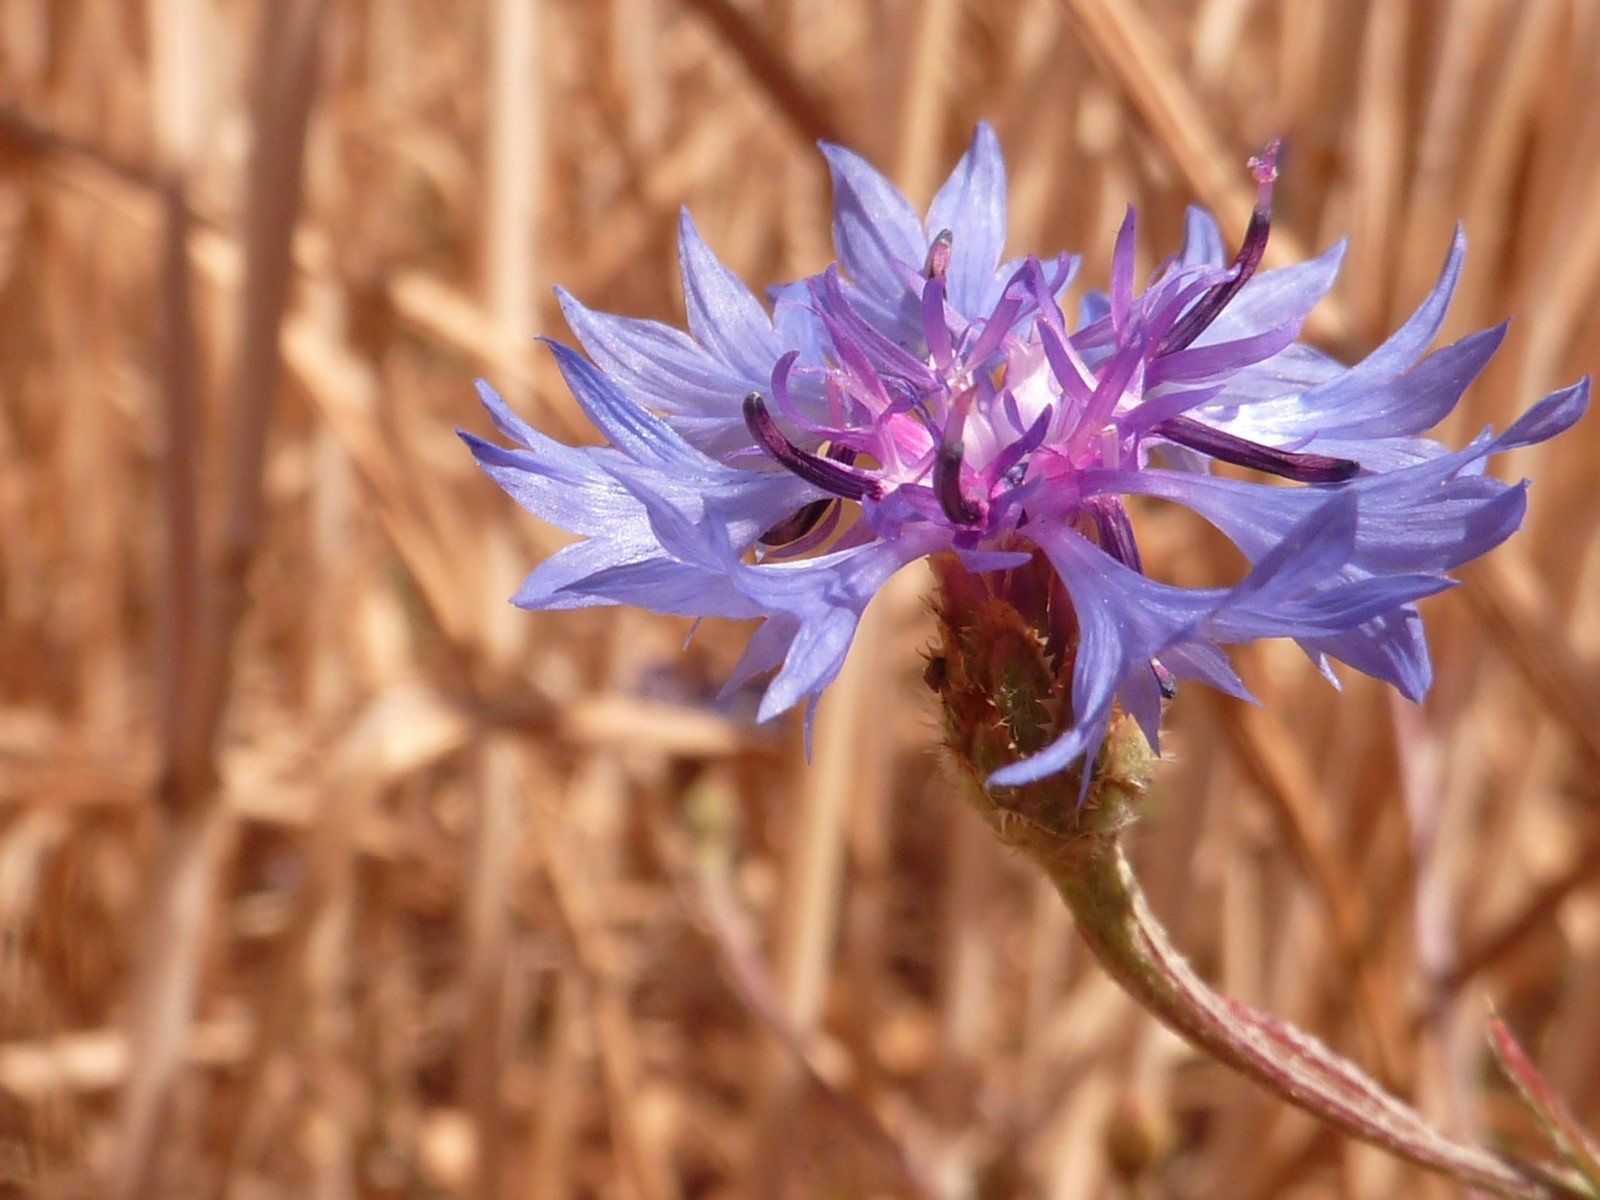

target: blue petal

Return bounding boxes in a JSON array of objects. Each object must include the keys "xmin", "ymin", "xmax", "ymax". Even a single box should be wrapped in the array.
[
  {"xmin": 1280, "ymin": 228, "xmax": 1466, "ymax": 413},
  {"xmin": 1198, "ymin": 239, "xmax": 1346, "ymax": 346},
  {"xmin": 1089, "ymin": 460, "xmax": 1519, "ymax": 579},
  {"xmin": 722, "ymin": 614, "xmax": 800, "ymax": 696},
  {"xmin": 991, "ymin": 495, "xmax": 1454, "ymax": 787},
  {"xmin": 1210, "ymin": 323, "xmax": 1507, "ymax": 450},
  {"xmin": 557, "ymin": 552, "xmax": 764, "ymax": 618},
  {"xmin": 1491, "ymin": 375, "xmax": 1590, "ymax": 449},
  {"xmin": 926, "ymin": 122, "xmax": 1008, "ymax": 315},
  {"xmin": 598, "ymin": 448, "xmax": 824, "ymax": 554},
  {"xmin": 1219, "ymin": 491, "xmax": 1356, "ymax": 603},
  {"xmin": 741, "ymin": 530, "xmax": 947, "ymax": 719},
  {"xmin": 461, "ymin": 431, "xmax": 636, "ymax": 535},
  {"xmin": 1073, "ymin": 371, "xmax": 1582, "ymax": 698},
  {"xmin": 768, "ymin": 279, "xmax": 828, "ymax": 364},
  {"xmin": 542, "ymin": 338, "xmax": 706, "ymax": 469},
  {"xmin": 1195, "ymin": 344, "xmax": 1344, "ymax": 408},
  {"xmin": 556, "ymin": 288, "xmax": 758, "ymax": 437},
  {"xmin": 1193, "ymin": 493, "xmax": 1452, "ymax": 642},
  {"xmin": 1077, "ymin": 289, "xmax": 1111, "ymax": 329},
  {"xmin": 473, "ymin": 378, "xmax": 546, "ymax": 449},
  {"xmin": 1177, "ymin": 206, "xmax": 1226, "ymax": 268},
  {"xmin": 1300, "ymin": 606, "xmax": 1432, "ymax": 701},
  {"xmin": 678, "ymin": 210, "xmax": 783, "ymax": 379},
  {"xmin": 567, "ymin": 462, "xmax": 796, "ymax": 619},
  {"xmin": 819, "ymin": 140, "xmax": 926, "ymax": 312},
  {"xmin": 514, "ymin": 538, "xmax": 659, "ymax": 610}
]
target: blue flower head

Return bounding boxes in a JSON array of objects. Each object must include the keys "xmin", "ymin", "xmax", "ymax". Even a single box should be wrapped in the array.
[{"xmin": 462, "ymin": 125, "xmax": 1588, "ymax": 790}]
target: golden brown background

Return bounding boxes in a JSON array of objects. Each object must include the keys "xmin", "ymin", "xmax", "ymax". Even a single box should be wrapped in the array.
[{"xmin": 2, "ymin": 1, "xmax": 1599, "ymax": 1197}]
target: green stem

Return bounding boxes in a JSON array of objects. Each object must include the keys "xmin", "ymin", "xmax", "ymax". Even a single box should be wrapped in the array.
[
  {"xmin": 958, "ymin": 762, "xmax": 1571, "ymax": 1200},
  {"xmin": 1048, "ymin": 830, "xmax": 1549, "ymax": 1199}
]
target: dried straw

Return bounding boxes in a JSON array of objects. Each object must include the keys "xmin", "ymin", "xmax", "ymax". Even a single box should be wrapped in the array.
[{"xmin": 2, "ymin": 2, "xmax": 1598, "ymax": 1198}]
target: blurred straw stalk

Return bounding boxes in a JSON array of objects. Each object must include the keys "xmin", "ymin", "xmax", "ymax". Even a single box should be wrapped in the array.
[{"xmin": 2, "ymin": 2, "xmax": 1599, "ymax": 1198}]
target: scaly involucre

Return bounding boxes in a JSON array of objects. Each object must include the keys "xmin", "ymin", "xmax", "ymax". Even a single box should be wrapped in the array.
[{"xmin": 462, "ymin": 124, "xmax": 1588, "ymax": 787}]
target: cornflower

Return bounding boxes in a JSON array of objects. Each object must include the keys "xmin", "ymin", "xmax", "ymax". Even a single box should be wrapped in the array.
[
  {"xmin": 461, "ymin": 124, "xmax": 1587, "ymax": 790},
  {"xmin": 464, "ymin": 127, "xmax": 1597, "ymax": 1199}
]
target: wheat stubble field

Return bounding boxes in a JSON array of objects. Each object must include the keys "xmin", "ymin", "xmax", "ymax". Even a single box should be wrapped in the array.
[{"xmin": 2, "ymin": 2, "xmax": 1600, "ymax": 1198}]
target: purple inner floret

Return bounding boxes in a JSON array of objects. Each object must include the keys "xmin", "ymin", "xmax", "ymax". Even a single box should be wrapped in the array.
[
  {"xmin": 1158, "ymin": 142, "xmax": 1281, "ymax": 356},
  {"xmin": 738, "ymin": 146, "xmax": 1355, "ymax": 560},
  {"xmin": 464, "ymin": 122, "xmax": 1589, "ymax": 788}
]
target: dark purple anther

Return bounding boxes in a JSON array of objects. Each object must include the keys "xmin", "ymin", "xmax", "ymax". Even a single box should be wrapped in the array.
[
  {"xmin": 1156, "ymin": 414, "xmax": 1360, "ymax": 483},
  {"xmin": 1088, "ymin": 497, "xmax": 1144, "ymax": 572},
  {"xmin": 1152, "ymin": 660, "xmax": 1178, "ymax": 700},
  {"xmin": 924, "ymin": 228, "xmax": 953, "ymax": 279},
  {"xmin": 934, "ymin": 387, "xmax": 982, "ymax": 525},
  {"xmin": 934, "ymin": 441, "xmax": 981, "ymax": 525},
  {"xmin": 1159, "ymin": 139, "xmax": 1281, "ymax": 356},
  {"xmin": 744, "ymin": 392, "xmax": 882, "ymax": 500},
  {"xmin": 759, "ymin": 498, "xmax": 835, "ymax": 548}
]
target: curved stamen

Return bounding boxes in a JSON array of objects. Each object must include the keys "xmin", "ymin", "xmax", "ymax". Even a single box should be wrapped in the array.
[
  {"xmin": 1152, "ymin": 660, "xmax": 1179, "ymax": 699},
  {"xmin": 935, "ymin": 387, "xmax": 982, "ymax": 525},
  {"xmin": 759, "ymin": 444, "xmax": 860, "ymax": 547},
  {"xmin": 935, "ymin": 443, "xmax": 981, "ymax": 525},
  {"xmin": 924, "ymin": 228, "xmax": 953, "ymax": 279},
  {"xmin": 1156, "ymin": 414, "xmax": 1359, "ymax": 483},
  {"xmin": 743, "ymin": 392, "xmax": 882, "ymax": 500},
  {"xmin": 1087, "ymin": 496, "xmax": 1144, "ymax": 572},
  {"xmin": 1159, "ymin": 139, "xmax": 1281, "ymax": 356},
  {"xmin": 923, "ymin": 277, "xmax": 954, "ymax": 370},
  {"xmin": 759, "ymin": 498, "xmax": 835, "ymax": 548}
]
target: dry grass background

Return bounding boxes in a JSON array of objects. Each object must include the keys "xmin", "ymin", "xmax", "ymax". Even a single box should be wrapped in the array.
[{"xmin": 2, "ymin": 1, "xmax": 1599, "ymax": 1197}]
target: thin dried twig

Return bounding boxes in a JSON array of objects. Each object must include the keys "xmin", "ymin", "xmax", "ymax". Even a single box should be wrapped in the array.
[
  {"xmin": 114, "ymin": 4, "xmax": 328, "ymax": 1196},
  {"xmin": 6, "ymin": 5, "xmax": 1600, "ymax": 1198},
  {"xmin": 676, "ymin": 0, "xmax": 844, "ymax": 145}
]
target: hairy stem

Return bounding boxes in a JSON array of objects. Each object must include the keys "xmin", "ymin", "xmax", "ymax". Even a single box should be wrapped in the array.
[
  {"xmin": 930, "ymin": 556, "xmax": 1584, "ymax": 1198},
  {"xmin": 1044, "ymin": 829, "xmax": 1552, "ymax": 1199}
]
